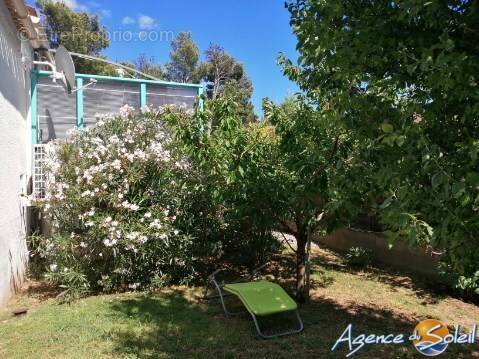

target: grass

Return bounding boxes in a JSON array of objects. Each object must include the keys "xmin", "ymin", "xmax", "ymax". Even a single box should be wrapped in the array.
[{"xmin": 1, "ymin": 247, "xmax": 478, "ymax": 359}]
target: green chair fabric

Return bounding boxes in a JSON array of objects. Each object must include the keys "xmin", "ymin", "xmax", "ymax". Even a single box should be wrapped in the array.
[{"xmin": 224, "ymin": 280, "xmax": 297, "ymax": 316}]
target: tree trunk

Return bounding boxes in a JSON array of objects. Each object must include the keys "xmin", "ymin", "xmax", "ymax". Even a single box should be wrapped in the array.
[
  {"xmin": 304, "ymin": 225, "xmax": 312, "ymax": 302},
  {"xmin": 295, "ymin": 226, "xmax": 308, "ymax": 303}
]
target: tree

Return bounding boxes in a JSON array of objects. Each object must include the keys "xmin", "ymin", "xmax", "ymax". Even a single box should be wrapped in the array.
[
  {"xmin": 165, "ymin": 32, "xmax": 200, "ymax": 83},
  {"xmin": 168, "ymin": 98, "xmax": 280, "ymax": 268},
  {"xmin": 199, "ymin": 44, "xmax": 243, "ymax": 100},
  {"xmin": 284, "ymin": 0, "xmax": 479, "ymax": 296},
  {"xmin": 134, "ymin": 54, "xmax": 166, "ymax": 79},
  {"xmin": 263, "ymin": 96, "xmax": 362, "ymax": 302},
  {"xmin": 172, "ymin": 94, "xmax": 360, "ymax": 302},
  {"xmin": 36, "ymin": 0, "xmax": 113, "ymax": 75},
  {"xmin": 198, "ymin": 44, "xmax": 256, "ymax": 125},
  {"xmin": 221, "ymin": 77, "xmax": 256, "ymax": 123}
]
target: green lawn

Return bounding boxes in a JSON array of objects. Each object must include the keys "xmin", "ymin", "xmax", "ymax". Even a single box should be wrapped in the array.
[{"xmin": 1, "ymin": 248, "xmax": 478, "ymax": 358}]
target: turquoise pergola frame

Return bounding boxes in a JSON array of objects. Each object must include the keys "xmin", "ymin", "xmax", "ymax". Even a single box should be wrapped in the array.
[{"xmin": 31, "ymin": 69, "xmax": 204, "ymax": 144}]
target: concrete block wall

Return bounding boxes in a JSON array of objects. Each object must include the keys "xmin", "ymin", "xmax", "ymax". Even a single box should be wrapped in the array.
[{"xmin": 316, "ymin": 228, "xmax": 440, "ymax": 277}]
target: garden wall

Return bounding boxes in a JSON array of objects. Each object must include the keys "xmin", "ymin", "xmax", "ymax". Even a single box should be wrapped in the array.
[
  {"xmin": 315, "ymin": 229, "xmax": 440, "ymax": 277},
  {"xmin": 0, "ymin": 0, "xmax": 33, "ymax": 307}
]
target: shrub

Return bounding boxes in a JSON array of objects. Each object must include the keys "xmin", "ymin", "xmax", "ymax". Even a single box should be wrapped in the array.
[
  {"xmin": 345, "ymin": 246, "xmax": 372, "ymax": 268},
  {"xmin": 167, "ymin": 99, "xmax": 281, "ymax": 269},
  {"xmin": 33, "ymin": 105, "xmax": 198, "ymax": 297},
  {"xmin": 439, "ymin": 263, "xmax": 479, "ymax": 298}
]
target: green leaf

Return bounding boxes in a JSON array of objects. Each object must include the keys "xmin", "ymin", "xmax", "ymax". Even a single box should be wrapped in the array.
[
  {"xmin": 451, "ymin": 182, "xmax": 465, "ymax": 198},
  {"xmin": 238, "ymin": 165, "xmax": 245, "ymax": 177},
  {"xmin": 395, "ymin": 135, "xmax": 406, "ymax": 147},
  {"xmin": 431, "ymin": 172, "xmax": 446, "ymax": 189},
  {"xmin": 424, "ymin": 223, "xmax": 433, "ymax": 236},
  {"xmin": 466, "ymin": 172, "xmax": 479, "ymax": 186},
  {"xmin": 381, "ymin": 135, "xmax": 396, "ymax": 147},
  {"xmin": 461, "ymin": 194, "xmax": 471, "ymax": 206},
  {"xmin": 379, "ymin": 197, "xmax": 392, "ymax": 209},
  {"xmin": 381, "ymin": 123, "xmax": 394, "ymax": 133}
]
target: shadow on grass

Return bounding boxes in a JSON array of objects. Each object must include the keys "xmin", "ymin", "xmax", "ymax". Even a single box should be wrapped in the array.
[
  {"xmin": 267, "ymin": 253, "xmax": 336, "ymax": 292},
  {"xmin": 104, "ymin": 288, "xmax": 478, "ymax": 359},
  {"xmin": 308, "ymin": 246, "xmax": 451, "ymax": 305},
  {"xmin": 106, "ymin": 289, "xmax": 240, "ymax": 358},
  {"xmin": 25, "ymin": 281, "xmax": 62, "ymax": 301}
]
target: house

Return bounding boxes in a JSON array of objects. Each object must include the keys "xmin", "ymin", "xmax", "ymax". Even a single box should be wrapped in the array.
[{"xmin": 0, "ymin": 0, "xmax": 45, "ymax": 307}]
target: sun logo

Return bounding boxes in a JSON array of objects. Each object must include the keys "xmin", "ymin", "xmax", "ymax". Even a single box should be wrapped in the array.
[{"xmin": 412, "ymin": 319, "xmax": 449, "ymax": 356}]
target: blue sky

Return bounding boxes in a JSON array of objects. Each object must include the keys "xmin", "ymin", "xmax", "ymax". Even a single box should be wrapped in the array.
[{"xmin": 33, "ymin": 0, "xmax": 300, "ymax": 115}]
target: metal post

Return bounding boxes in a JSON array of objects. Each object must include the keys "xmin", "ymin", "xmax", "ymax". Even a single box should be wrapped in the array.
[
  {"xmin": 140, "ymin": 83, "xmax": 147, "ymax": 108},
  {"xmin": 76, "ymin": 77, "xmax": 84, "ymax": 128},
  {"xmin": 198, "ymin": 86, "xmax": 204, "ymax": 111}
]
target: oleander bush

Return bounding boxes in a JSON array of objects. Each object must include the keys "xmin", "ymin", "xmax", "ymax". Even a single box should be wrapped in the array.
[{"xmin": 32, "ymin": 105, "xmax": 201, "ymax": 298}]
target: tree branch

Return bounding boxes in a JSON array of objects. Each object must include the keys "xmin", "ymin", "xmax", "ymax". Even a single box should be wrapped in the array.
[{"xmin": 278, "ymin": 231, "xmax": 297, "ymax": 253}]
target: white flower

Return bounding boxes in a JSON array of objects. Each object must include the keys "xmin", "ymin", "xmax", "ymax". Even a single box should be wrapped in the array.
[
  {"xmin": 130, "ymin": 204, "xmax": 139, "ymax": 211},
  {"xmin": 85, "ymin": 221, "xmax": 94, "ymax": 227},
  {"xmin": 103, "ymin": 238, "xmax": 117, "ymax": 247},
  {"xmin": 66, "ymin": 127, "xmax": 80, "ymax": 137},
  {"xmin": 126, "ymin": 244, "xmax": 137, "ymax": 252},
  {"xmin": 109, "ymin": 135, "xmax": 120, "ymax": 144},
  {"xmin": 141, "ymin": 105, "xmax": 153, "ymax": 114},
  {"xmin": 112, "ymin": 159, "xmax": 122, "ymax": 170},
  {"xmin": 128, "ymin": 282, "xmax": 140, "ymax": 290},
  {"xmin": 149, "ymin": 219, "xmax": 162, "ymax": 229},
  {"xmin": 119, "ymin": 104, "xmax": 135, "ymax": 118},
  {"xmin": 134, "ymin": 149, "xmax": 147, "ymax": 160},
  {"xmin": 173, "ymin": 230, "xmax": 179, "ymax": 235},
  {"xmin": 127, "ymin": 232, "xmax": 139, "ymax": 240},
  {"xmin": 49, "ymin": 264, "xmax": 58, "ymax": 272},
  {"xmin": 413, "ymin": 113, "xmax": 423, "ymax": 124},
  {"xmin": 79, "ymin": 242, "xmax": 87, "ymax": 248},
  {"xmin": 144, "ymin": 212, "xmax": 152, "ymax": 218}
]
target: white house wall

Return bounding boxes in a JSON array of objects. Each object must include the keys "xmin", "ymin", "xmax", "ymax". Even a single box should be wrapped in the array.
[{"xmin": 0, "ymin": 0, "xmax": 32, "ymax": 307}]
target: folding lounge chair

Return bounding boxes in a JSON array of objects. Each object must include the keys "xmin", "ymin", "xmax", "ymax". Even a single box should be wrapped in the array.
[{"xmin": 206, "ymin": 268, "xmax": 304, "ymax": 339}]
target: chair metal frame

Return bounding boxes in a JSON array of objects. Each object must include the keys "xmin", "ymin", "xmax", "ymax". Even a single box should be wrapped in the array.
[{"xmin": 205, "ymin": 265, "xmax": 304, "ymax": 339}]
